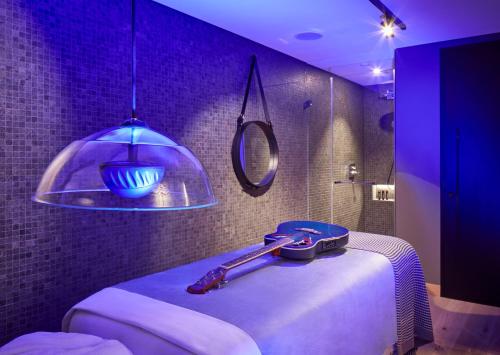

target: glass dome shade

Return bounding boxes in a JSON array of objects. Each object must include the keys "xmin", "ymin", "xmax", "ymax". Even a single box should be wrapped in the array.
[{"xmin": 33, "ymin": 121, "xmax": 217, "ymax": 210}]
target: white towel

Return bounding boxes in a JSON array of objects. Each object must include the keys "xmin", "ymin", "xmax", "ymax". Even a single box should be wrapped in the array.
[
  {"xmin": 0, "ymin": 331, "xmax": 132, "ymax": 355},
  {"xmin": 63, "ymin": 287, "xmax": 261, "ymax": 355}
]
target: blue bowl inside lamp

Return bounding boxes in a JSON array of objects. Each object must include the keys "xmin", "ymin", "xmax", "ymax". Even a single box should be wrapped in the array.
[{"xmin": 100, "ymin": 160, "xmax": 165, "ymax": 199}]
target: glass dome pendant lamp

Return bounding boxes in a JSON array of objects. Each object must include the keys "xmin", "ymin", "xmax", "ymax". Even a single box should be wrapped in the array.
[{"xmin": 33, "ymin": 0, "xmax": 217, "ymax": 211}]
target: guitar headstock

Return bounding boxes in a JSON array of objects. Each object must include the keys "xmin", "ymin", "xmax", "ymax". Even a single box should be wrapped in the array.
[{"xmin": 187, "ymin": 267, "xmax": 227, "ymax": 294}]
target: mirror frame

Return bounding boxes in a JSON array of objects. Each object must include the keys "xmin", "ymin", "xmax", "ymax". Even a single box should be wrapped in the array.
[{"xmin": 231, "ymin": 120, "xmax": 279, "ymax": 197}]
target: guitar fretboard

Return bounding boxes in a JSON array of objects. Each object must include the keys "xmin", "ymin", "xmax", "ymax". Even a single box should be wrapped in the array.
[{"xmin": 221, "ymin": 237, "xmax": 293, "ymax": 270}]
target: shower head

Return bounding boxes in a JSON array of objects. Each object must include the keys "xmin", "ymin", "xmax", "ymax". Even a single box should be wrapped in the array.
[
  {"xmin": 303, "ymin": 100, "xmax": 313, "ymax": 110},
  {"xmin": 379, "ymin": 112, "xmax": 394, "ymax": 132}
]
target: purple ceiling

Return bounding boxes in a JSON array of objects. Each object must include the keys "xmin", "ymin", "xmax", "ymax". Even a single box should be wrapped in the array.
[{"xmin": 154, "ymin": 0, "xmax": 500, "ymax": 85}]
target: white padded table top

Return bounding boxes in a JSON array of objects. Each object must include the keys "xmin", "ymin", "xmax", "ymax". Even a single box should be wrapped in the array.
[{"xmin": 65, "ymin": 243, "xmax": 397, "ymax": 355}]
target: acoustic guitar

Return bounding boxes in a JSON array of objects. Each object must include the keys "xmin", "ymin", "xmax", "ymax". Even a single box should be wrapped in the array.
[{"xmin": 187, "ymin": 221, "xmax": 349, "ymax": 294}]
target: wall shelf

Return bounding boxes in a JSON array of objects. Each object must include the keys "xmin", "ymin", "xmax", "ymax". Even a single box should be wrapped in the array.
[{"xmin": 372, "ymin": 184, "xmax": 395, "ymax": 202}]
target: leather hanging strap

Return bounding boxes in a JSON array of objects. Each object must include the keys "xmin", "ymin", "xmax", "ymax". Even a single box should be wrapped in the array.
[{"xmin": 238, "ymin": 55, "xmax": 272, "ymax": 127}]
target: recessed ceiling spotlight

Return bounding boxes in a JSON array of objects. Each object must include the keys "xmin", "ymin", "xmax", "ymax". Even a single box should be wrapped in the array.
[
  {"xmin": 295, "ymin": 32, "xmax": 323, "ymax": 41},
  {"xmin": 372, "ymin": 67, "xmax": 383, "ymax": 76}
]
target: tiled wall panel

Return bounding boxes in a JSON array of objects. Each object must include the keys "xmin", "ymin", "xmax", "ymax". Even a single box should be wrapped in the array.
[
  {"xmin": 0, "ymin": 0, "xmax": 368, "ymax": 343},
  {"xmin": 363, "ymin": 85, "xmax": 394, "ymax": 235},
  {"xmin": 330, "ymin": 77, "xmax": 365, "ymax": 231},
  {"xmin": 307, "ymin": 71, "xmax": 332, "ymax": 223},
  {"xmin": 307, "ymin": 73, "xmax": 368, "ymax": 231}
]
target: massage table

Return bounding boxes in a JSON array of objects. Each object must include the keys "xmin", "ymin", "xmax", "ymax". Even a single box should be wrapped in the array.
[{"xmin": 63, "ymin": 232, "xmax": 433, "ymax": 355}]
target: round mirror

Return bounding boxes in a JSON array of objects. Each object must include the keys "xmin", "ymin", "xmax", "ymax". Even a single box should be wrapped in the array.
[
  {"xmin": 242, "ymin": 123, "xmax": 271, "ymax": 184},
  {"xmin": 232, "ymin": 121, "xmax": 279, "ymax": 196}
]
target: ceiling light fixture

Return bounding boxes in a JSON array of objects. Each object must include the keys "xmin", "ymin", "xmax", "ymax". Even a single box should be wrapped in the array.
[
  {"xmin": 372, "ymin": 67, "xmax": 383, "ymax": 76},
  {"xmin": 33, "ymin": 0, "xmax": 217, "ymax": 211},
  {"xmin": 380, "ymin": 19, "xmax": 395, "ymax": 38},
  {"xmin": 368, "ymin": 0, "xmax": 406, "ymax": 38}
]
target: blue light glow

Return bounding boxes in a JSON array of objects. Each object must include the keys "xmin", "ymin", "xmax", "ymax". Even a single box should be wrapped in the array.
[
  {"xmin": 91, "ymin": 126, "xmax": 177, "ymax": 146},
  {"xmin": 100, "ymin": 161, "xmax": 165, "ymax": 198},
  {"xmin": 32, "ymin": 194, "xmax": 217, "ymax": 211}
]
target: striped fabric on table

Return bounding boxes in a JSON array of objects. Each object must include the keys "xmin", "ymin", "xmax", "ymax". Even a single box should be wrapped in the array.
[{"xmin": 347, "ymin": 232, "xmax": 434, "ymax": 355}]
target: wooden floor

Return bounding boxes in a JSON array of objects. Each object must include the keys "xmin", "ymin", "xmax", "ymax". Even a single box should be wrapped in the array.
[{"xmin": 416, "ymin": 284, "xmax": 500, "ymax": 355}]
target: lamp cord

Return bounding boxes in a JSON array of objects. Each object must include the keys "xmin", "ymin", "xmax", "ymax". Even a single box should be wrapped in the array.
[{"xmin": 131, "ymin": 0, "xmax": 137, "ymax": 119}]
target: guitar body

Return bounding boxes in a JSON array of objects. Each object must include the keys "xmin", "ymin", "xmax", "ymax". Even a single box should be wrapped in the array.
[
  {"xmin": 187, "ymin": 221, "xmax": 349, "ymax": 294},
  {"xmin": 264, "ymin": 221, "xmax": 349, "ymax": 260}
]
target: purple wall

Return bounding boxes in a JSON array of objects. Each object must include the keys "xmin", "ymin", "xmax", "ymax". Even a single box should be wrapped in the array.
[
  {"xmin": 0, "ymin": 0, "xmax": 366, "ymax": 343},
  {"xmin": 395, "ymin": 33, "xmax": 500, "ymax": 284}
]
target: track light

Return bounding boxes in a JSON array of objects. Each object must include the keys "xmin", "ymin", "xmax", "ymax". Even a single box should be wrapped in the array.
[
  {"xmin": 380, "ymin": 18, "xmax": 395, "ymax": 38},
  {"xmin": 369, "ymin": 0, "xmax": 406, "ymax": 38}
]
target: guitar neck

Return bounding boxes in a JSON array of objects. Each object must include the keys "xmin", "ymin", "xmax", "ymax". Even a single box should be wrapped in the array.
[{"xmin": 221, "ymin": 237, "xmax": 293, "ymax": 270}]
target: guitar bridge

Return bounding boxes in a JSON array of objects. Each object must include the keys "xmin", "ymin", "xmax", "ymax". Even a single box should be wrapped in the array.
[
  {"xmin": 292, "ymin": 237, "xmax": 313, "ymax": 246},
  {"xmin": 216, "ymin": 280, "xmax": 228, "ymax": 289}
]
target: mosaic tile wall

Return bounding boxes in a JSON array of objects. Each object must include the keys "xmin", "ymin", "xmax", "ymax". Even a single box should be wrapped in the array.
[
  {"xmin": 363, "ymin": 85, "xmax": 395, "ymax": 235},
  {"xmin": 307, "ymin": 73, "xmax": 367, "ymax": 232},
  {"xmin": 330, "ymin": 78, "xmax": 366, "ymax": 230},
  {"xmin": 0, "ymin": 0, "xmax": 368, "ymax": 343},
  {"xmin": 306, "ymin": 70, "xmax": 332, "ymax": 223}
]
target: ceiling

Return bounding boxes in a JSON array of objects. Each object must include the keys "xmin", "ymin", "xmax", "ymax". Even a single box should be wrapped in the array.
[{"xmin": 154, "ymin": 0, "xmax": 500, "ymax": 86}]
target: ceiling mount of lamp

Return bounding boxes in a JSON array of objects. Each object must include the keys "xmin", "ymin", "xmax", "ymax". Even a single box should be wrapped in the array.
[{"xmin": 368, "ymin": 0, "xmax": 406, "ymax": 38}]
